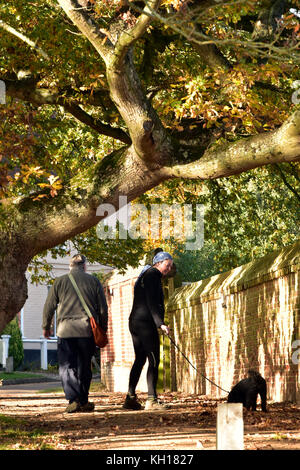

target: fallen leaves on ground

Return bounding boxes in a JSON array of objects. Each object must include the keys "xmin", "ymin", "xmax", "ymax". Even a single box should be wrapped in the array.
[{"xmin": 0, "ymin": 390, "xmax": 299, "ymax": 450}]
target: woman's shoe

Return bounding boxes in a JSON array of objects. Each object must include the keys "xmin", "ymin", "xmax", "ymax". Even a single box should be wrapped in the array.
[
  {"xmin": 123, "ymin": 394, "xmax": 142, "ymax": 410},
  {"xmin": 144, "ymin": 398, "xmax": 169, "ymax": 410}
]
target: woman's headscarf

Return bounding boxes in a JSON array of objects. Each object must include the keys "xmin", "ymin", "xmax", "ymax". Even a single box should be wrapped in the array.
[
  {"xmin": 152, "ymin": 251, "xmax": 173, "ymax": 265},
  {"xmin": 135, "ymin": 252, "xmax": 173, "ymax": 284}
]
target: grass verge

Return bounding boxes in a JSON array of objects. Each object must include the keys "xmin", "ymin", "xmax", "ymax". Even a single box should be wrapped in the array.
[
  {"xmin": 0, "ymin": 414, "xmax": 71, "ymax": 450},
  {"xmin": 0, "ymin": 372, "xmax": 42, "ymax": 381}
]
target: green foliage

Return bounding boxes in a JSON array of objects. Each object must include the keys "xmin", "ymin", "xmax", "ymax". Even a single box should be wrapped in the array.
[
  {"xmin": 173, "ymin": 243, "xmax": 217, "ymax": 282},
  {"xmin": 71, "ymin": 224, "xmax": 146, "ymax": 273},
  {"xmin": 2, "ymin": 318, "xmax": 24, "ymax": 369},
  {"xmin": 27, "ymin": 223, "xmax": 147, "ymax": 284},
  {"xmin": 139, "ymin": 161, "xmax": 300, "ymax": 278}
]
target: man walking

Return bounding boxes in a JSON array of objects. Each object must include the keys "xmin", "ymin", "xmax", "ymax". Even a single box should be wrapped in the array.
[{"xmin": 42, "ymin": 254, "xmax": 108, "ymax": 413}]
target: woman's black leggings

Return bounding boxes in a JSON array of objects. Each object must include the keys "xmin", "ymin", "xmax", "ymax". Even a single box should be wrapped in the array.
[{"xmin": 128, "ymin": 319, "xmax": 160, "ymax": 398}]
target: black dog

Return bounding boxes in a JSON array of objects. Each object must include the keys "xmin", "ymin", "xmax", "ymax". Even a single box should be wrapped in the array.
[{"xmin": 227, "ymin": 370, "xmax": 267, "ymax": 412}]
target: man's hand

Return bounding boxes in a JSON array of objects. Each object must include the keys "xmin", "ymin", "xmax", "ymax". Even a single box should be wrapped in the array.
[
  {"xmin": 160, "ymin": 324, "xmax": 170, "ymax": 336},
  {"xmin": 43, "ymin": 329, "xmax": 51, "ymax": 339}
]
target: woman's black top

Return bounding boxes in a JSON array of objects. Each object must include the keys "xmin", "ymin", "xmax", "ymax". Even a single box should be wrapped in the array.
[{"xmin": 129, "ymin": 267, "xmax": 165, "ymax": 328}]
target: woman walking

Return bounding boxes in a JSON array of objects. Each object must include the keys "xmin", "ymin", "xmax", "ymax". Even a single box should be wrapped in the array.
[{"xmin": 123, "ymin": 251, "xmax": 173, "ymax": 410}]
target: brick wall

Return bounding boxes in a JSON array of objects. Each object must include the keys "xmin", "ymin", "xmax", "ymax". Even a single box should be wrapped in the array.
[{"xmin": 167, "ymin": 241, "xmax": 300, "ymax": 403}]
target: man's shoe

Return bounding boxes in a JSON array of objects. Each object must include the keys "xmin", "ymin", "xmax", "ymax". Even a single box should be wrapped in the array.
[
  {"xmin": 123, "ymin": 394, "xmax": 142, "ymax": 410},
  {"xmin": 144, "ymin": 398, "xmax": 169, "ymax": 410},
  {"xmin": 65, "ymin": 401, "xmax": 81, "ymax": 413},
  {"xmin": 80, "ymin": 401, "xmax": 95, "ymax": 412}
]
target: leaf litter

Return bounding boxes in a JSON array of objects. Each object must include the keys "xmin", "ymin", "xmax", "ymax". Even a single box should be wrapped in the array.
[{"xmin": 0, "ymin": 389, "xmax": 299, "ymax": 450}]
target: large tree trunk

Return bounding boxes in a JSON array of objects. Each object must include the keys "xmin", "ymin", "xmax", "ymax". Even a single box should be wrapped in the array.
[{"xmin": 0, "ymin": 238, "xmax": 30, "ymax": 332}]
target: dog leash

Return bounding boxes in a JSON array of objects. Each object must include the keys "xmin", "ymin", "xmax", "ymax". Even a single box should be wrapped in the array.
[{"xmin": 167, "ymin": 334, "xmax": 230, "ymax": 394}]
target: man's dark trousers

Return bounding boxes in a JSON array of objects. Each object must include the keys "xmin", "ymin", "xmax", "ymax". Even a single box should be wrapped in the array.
[{"xmin": 57, "ymin": 336, "xmax": 95, "ymax": 405}]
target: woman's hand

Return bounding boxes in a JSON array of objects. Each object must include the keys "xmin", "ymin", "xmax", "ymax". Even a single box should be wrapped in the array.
[{"xmin": 160, "ymin": 324, "xmax": 170, "ymax": 336}]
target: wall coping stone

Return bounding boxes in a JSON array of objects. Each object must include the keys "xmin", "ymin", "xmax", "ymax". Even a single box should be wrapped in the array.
[{"xmin": 168, "ymin": 240, "xmax": 300, "ymax": 311}]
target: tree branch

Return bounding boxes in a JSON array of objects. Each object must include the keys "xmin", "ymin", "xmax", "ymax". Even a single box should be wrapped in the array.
[
  {"xmin": 63, "ymin": 102, "xmax": 131, "ymax": 144},
  {"xmin": 57, "ymin": 1, "xmax": 168, "ymax": 160},
  {"xmin": 138, "ymin": 0, "xmax": 299, "ymax": 64},
  {"xmin": 173, "ymin": 1, "xmax": 232, "ymax": 70},
  {"xmin": 0, "ymin": 20, "xmax": 49, "ymax": 60},
  {"xmin": 112, "ymin": 0, "xmax": 161, "ymax": 69},
  {"xmin": 274, "ymin": 163, "xmax": 300, "ymax": 202},
  {"xmin": 166, "ymin": 110, "xmax": 300, "ymax": 180},
  {"xmin": 189, "ymin": 24, "xmax": 232, "ymax": 70},
  {"xmin": 57, "ymin": 0, "xmax": 114, "ymax": 61},
  {"xmin": 4, "ymin": 78, "xmax": 130, "ymax": 144},
  {"xmin": 12, "ymin": 145, "xmax": 169, "ymax": 254}
]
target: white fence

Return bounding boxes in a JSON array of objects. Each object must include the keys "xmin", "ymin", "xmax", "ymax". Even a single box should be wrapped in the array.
[{"xmin": 0, "ymin": 335, "xmax": 57, "ymax": 370}]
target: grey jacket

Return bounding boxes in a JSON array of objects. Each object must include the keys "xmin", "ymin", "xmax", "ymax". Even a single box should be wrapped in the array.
[{"xmin": 42, "ymin": 267, "xmax": 108, "ymax": 338}]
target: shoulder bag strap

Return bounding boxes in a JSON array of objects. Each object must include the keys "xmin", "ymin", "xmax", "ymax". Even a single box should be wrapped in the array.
[{"xmin": 68, "ymin": 273, "xmax": 92, "ymax": 319}]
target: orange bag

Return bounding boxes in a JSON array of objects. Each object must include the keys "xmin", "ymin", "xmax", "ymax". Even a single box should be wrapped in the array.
[{"xmin": 89, "ymin": 316, "xmax": 108, "ymax": 348}]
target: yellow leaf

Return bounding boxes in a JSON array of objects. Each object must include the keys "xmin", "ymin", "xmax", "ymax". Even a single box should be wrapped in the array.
[{"xmin": 32, "ymin": 194, "xmax": 48, "ymax": 201}]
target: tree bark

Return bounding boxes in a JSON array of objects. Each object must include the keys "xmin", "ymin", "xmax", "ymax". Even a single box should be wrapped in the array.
[
  {"xmin": 0, "ymin": 237, "xmax": 30, "ymax": 332},
  {"xmin": 165, "ymin": 110, "xmax": 300, "ymax": 180}
]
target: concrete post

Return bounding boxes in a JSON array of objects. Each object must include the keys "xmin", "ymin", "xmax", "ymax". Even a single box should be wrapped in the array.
[
  {"xmin": 40, "ymin": 337, "xmax": 48, "ymax": 370},
  {"xmin": 1, "ymin": 335, "xmax": 11, "ymax": 367},
  {"xmin": 216, "ymin": 403, "xmax": 244, "ymax": 450}
]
